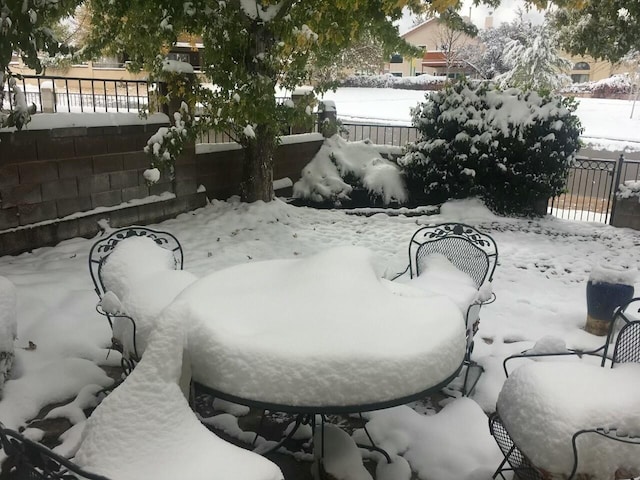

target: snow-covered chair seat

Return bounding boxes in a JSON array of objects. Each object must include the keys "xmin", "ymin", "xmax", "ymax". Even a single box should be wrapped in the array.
[
  {"xmin": 0, "ymin": 276, "xmax": 17, "ymax": 394},
  {"xmin": 89, "ymin": 227, "xmax": 196, "ymax": 372},
  {"xmin": 392, "ymin": 223, "xmax": 498, "ymax": 395},
  {"xmin": 74, "ymin": 313, "xmax": 284, "ymax": 480},
  {"xmin": 491, "ymin": 298, "xmax": 640, "ymax": 480}
]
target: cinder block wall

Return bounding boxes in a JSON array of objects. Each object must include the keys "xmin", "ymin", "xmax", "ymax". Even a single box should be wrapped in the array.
[
  {"xmin": 611, "ymin": 197, "xmax": 640, "ymax": 230},
  {"xmin": 0, "ymin": 123, "xmax": 174, "ymax": 230},
  {"xmin": 0, "ymin": 122, "xmax": 207, "ymax": 256},
  {"xmin": 0, "ymin": 125, "xmax": 323, "ymax": 256}
]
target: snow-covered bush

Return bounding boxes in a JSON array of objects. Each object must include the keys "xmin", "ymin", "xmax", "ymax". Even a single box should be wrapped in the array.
[
  {"xmin": 144, "ymin": 101, "xmax": 193, "ymax": 180},
  {"xmin": 0, "ymin": 276, "xmax": 17, "ymax": 394},
  {"xmin": 340, "ymin": 73, "xmax": 446, "ymax": 91},
  {"xmin": 293, "ymin": 135, "xmax": 407, "ymax": 206},
  {"xmin": 399, "ymin": 80, "xmax": 582, "ymax": 215},
  {"xmin": 617, "ymin": 180, "xmax": 640, "ymax": 200},
  {"xmin": 562, "ymin": 74, "xmax": 633, "ymax": 98}
]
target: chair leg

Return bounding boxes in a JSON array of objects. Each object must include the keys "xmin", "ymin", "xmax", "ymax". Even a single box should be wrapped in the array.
[{"xmin": 462, "ymin": 360, "xmax": 484, "ymax": 396}]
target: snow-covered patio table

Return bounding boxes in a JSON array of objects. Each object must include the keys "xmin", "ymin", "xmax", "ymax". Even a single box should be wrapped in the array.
[
  {"xmin": 497, "ymin": 361, "xmax": 640, "ymax": 479},
  {"xmin": 164, "ymin": 246, "xmax": 468, "ymax": 412}
]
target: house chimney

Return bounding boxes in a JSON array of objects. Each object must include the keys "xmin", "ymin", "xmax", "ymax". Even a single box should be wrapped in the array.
[{"xmin": 485, "ymin": 16, "xmax": 494, "ymax": 29}]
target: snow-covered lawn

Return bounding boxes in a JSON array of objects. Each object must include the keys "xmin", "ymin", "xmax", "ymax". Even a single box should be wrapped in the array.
[{"xmin": 1, "ymin": 197, "xmax": 639, "ymax": 479}]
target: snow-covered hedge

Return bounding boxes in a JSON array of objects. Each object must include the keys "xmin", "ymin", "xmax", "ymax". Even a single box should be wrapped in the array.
[
  {"xmin": 293, "ymin": 135, "xmax": 407, "ymax": 206},
  {"xmin": 0, "ymin": 276, "xmax": 17, "ymax": 394},
  {"xmin": 340, "ymin": 73, "xmax": 446, "ymax": 91},
  {"xmin": 400, "ymin": 80, "xmax": 582, "ymax": 215},
  {"xmin": 562, "ymin": 74, "xmax": 633, "ymax": 98},
  {"xmin": 617, "ymin": 180, "xmax": 640, "ymax": 200}
]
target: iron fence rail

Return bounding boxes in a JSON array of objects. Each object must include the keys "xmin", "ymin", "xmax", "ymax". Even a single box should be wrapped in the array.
[
  {"xmin": 338, "ymin": 123, "xmax": 418, "ymax": 146},
  {"xmin": 2, "ymin": 74, "xmax": 151, "ymax": 113},
  {"xmin": 548, "ymin": 155, "xmax": 640, "ymax": 224}
]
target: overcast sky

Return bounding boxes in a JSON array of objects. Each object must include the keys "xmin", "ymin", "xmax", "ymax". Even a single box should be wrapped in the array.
[{"xmin": 397, "ymin": 0, "xmax": 547, "ymax": 34}]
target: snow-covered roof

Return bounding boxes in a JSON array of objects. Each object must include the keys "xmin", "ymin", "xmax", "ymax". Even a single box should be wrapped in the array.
[{"xmin": 401, "ymin": 18, "xmax": 438, "ymax": 39}]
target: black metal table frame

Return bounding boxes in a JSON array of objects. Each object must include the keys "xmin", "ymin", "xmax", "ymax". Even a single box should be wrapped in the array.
[{"xmin": 195, "ymin": 362, "xmax": 464, "ymax": 463}]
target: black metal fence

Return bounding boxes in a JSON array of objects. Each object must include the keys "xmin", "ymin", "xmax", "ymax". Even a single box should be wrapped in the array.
[
  {"xmin": 548, "ymin": 154, "xmax": 640, "ymax": 224},
  {"xmin": 2, "ymin": 74, "xmax": 151, "ymax": 113},
  {"xmin": 339, "ymin": 123, "xmax": 419, "ymax": 146}
]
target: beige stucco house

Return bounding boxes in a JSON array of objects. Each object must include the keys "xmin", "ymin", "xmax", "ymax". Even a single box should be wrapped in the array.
[
  {"xmin": 385, "ymin": 18, "xmax": 480, "ymax": 78},
  {"xmin": 388, "ymin": 17, "xmax": 628, "ymax": 84}
]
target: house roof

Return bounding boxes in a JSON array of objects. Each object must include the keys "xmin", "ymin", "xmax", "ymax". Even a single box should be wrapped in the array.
[
  {"xmin": 422, "ymin": 51, "xmax": 447, "ymax": 67},
  {"xmin": 400, "ymin": 18, "xmax": 438, "ymax": 39}
]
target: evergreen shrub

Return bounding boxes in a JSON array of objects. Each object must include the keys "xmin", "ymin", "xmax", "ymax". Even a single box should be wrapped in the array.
[{"xmin": 399, "ymin": 80, "xmax": 583, "ymax": 215}]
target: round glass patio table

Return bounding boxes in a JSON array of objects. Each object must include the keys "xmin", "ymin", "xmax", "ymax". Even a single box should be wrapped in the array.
[{"xmin": 169, "ymin": 247, "xmax": 468, "ymax": 414}]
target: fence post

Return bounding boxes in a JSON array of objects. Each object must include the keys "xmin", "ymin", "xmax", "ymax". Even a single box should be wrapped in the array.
[
  {"xmin": 290, "ymin": 86, "xmax": 315, "ymax": 134},
  {"xmin": 40, "ymin": 81, "xmax": 55, "ymax": 113},
  {"xmin": 317, "ymin": 100, "xmax": 337, "ymax": 138},
  {"xmin": 608, "ymin": 153, "xmax": 625, "ymax": 224}
]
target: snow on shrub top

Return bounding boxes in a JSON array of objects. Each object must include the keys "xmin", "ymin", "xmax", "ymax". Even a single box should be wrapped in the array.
[
  {"xmin": 617, "ymin": 180, "xmax": 640, "ymax": 200},
  {"xmin": 293, "ymin": 135, "xmax": 407, "ymax": 206},
  {"xmin": 340, "ymin": 73, "xmax": 445, "ymax": 90},
  {"xmin": 419, "ymin": 85, "xmax": 570, "ymax": 141}
]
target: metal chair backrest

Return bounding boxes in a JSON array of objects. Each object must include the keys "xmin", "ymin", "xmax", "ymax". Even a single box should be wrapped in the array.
[
  {"xmin": 89, "ymin": 227, "xmax": 184, "ymax": 302},
  {"xmin": 0, "ymin": 423, "xmax": 109, "ymax": 479},
  {"xmin": 409, "ymin": 223, "xmax": 498, "ymax": 289},
  {"xmin": 607, "ymin": 298, "xmax": 640, "ymax": 367}
]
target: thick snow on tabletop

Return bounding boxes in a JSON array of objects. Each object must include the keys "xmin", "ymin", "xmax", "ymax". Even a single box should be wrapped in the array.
[
  {"xmin": 497, "ymin": 362, "xmax": 640, "ymax": 477},
  {"xmin": 75, "ymin": 312, "xmax": 283, "ymax": 480},
  {"xmin": 178, "ymin": 246, "xmax": 466, "ymax": 407}
]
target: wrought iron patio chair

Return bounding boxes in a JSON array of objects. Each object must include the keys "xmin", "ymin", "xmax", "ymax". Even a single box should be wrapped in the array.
[
  {"xmin": 394, "ymin": 223, "xmax": 499, "ymax": 395},
  {"xmin": 503, "ymin": 297, "xmax": 640, "ymax": 377},
  {"xmin": 0, "ymin": 423, "xmax": 109, "ymax": 480},
  {"xmin": 492, "ymin": 298, "xmax": 640, "ymax": 480},
  {"xmin": 88, "ymin": 226, "xmax": 184, "ymax": 374},
  {"xmin": 490, "ymin": 413, "xmax": 640, "ymax": 480}
]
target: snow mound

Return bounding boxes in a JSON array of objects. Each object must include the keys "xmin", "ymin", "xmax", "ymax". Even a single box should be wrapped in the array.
[
  {"xmin": 75, "ymin": 313, "xmax": 283, "ymax": 480},
  {"xmin": 293, "ymin": 135, "xmax": 407, "ymax": 206}
]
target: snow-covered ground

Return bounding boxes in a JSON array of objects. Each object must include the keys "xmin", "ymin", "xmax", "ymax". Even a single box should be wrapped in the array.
[
  {"xmin": 320, "ymin": 88, "xmax": 640, "ymax": 153},
  {"xmin": 1, "ymin": 197, "xmax": 639, "ymax": 479}
]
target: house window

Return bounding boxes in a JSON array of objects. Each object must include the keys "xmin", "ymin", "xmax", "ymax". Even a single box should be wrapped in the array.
[
  {"xmin": 573, "ymin": 62, "xmax": 590, "ymax": 71},
  {"xmin": 168, "ymin": 52, "xmax": 191, "ymax": 63},
  {"xmin": 390, "ymin": 54, "xmax": 403, "ymax": 64},
  {"xmin": 571, "ymin": 73, "xmax": 590, "ymax": 83},
  {"xmin": 391, "ymin": 72, "xmax": 403, "ymax": 77}
]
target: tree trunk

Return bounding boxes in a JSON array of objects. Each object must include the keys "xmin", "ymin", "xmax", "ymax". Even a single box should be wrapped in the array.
[
  {"xmin": 240, "ymin": 124, "xmax": 275, "ymax": 202},
  {"xmin": 238, "ymin": 21, "xmax": 277, "ymax": 203}
]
